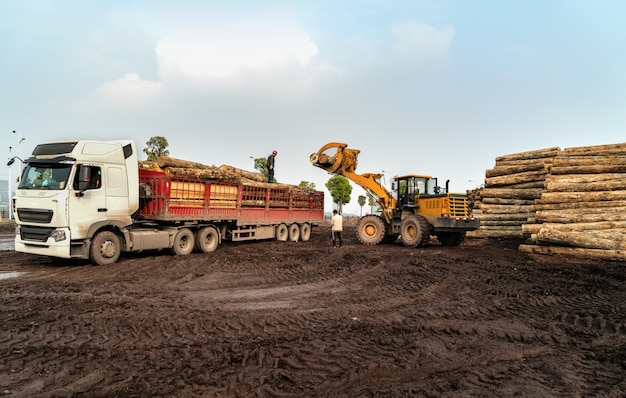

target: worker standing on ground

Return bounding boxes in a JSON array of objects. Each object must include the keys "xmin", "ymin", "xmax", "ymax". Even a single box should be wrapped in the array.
[
  {"xmin": 267, "ymin": 150, "xmax": 277, "ymax": 182},
  {"xmin": 331, "ymin": 209, "xmax": 343, "ymax": 247}
]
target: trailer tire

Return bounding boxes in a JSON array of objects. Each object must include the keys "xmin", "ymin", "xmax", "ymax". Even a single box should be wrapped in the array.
[
  {"xmin": 90, "ymin": 230, "xmax": 121, "ymax": 265},
  {"xmin": 195, "ymin": 226, "xmax": 219, "ymax": 253},
  {"xmin": 300, "ymin": 223, "xmax": 311, "ymax": 242},
  {"xmin": 276, "ymin": 224, "xmax": 289, "ymax": 241},
  {"xmin": 289, "ymin": 224, "xmax": 300, "ymax": 242},
  {"xmin": 172, "ymin": 228, "xmax": 194, "ymax": 256},
  {"xmin": 356, "ymin": 215, "xmax": 386, "ymax": 245}
]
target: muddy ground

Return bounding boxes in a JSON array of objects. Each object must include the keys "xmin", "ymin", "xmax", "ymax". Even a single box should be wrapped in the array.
[{"xmin": 0, "ymin": 221, "xmax": 625, "ymax": 397}]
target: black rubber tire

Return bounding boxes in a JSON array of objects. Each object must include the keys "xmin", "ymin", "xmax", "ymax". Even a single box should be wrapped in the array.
[
  {"xmin": 437, "ymin": 231, "xmax": 466, "ymax": 246},
  {"xmin": 356, "ymin": 215, "xmax": 386, "ymax": 245},
  {"xmin": 300, "ymin": 223, "xmax": 311, "ymax": 242},
  {"xmin": 90, "ymin": 230, "xmax": 121, "ymax": 265},
  {"xmin": 276, "ymin": 224, "xmax": 289, "ymax": 241},
  {"xmin": 400, "ymin": 214, "xmax": 422, "ymax": 247},
  {"xmin": 289, "ymin": 224, "xmax": 300, "ymax": 242},
  {"xmin": 195, "ymin": 226, "xmax": 219, "ymax": 253},
  {"xmin": 171, "ymin": 228, "xmax": 194, "ymax": 256}
]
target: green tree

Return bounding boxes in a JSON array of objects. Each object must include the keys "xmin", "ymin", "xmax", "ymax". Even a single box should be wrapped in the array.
[
  {"xmin": 252, "ymin": 156, "xmax": 273, "ymax": 179},
  {"xmin": 325, "ymin": 175, "xmax": 352, "ymax": 212},
  {"xmin": 143, "ymin": 136, "xmax": 169, "ymax": 162},
  {"xmin": 358, "ymin": 195, "xmax": 366, "ymax": 216},
  {"xmin": 298, "ymin": 181, "xmax": 316, "ymax": 190}
]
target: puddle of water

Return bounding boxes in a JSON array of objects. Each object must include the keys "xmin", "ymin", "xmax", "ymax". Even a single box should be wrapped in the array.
[
  {"xmin": 0, "ymin": 237, "xmax": 14, "ymax": 251},
  {"xmin": 0, "ymin": 271, "xmax": 23, "ymax": 280}
]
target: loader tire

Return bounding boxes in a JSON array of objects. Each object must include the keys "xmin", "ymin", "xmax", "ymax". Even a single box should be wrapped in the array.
[
  {"xmin": 356, "ymin": 215, "xmax": 386, "ymax": 245},
  {"xmin": 401, "ymin": 214, "xmax": 432, "ymax": 247}
]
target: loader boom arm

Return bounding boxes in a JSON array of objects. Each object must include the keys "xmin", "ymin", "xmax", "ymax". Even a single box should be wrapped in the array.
[{"xmin": 310, "ymin": 142, "xmax": 397, "ymax": 219}]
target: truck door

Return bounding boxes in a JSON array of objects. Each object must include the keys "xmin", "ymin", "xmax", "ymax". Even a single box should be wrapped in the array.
[{"xmin": 68, "ymin": 164, "xmax": 105, "ymax": 239}]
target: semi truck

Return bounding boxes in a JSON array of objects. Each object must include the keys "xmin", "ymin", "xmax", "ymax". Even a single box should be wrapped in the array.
[{"xmin": 10, "ymin": 140, "xmax": 324, "ymax": 265}]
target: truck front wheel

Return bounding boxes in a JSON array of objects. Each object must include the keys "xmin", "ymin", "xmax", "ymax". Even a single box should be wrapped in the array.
[
  {"xmin": 195, "ymin": 226, "xmax": 219, "ymax": 253},
  {"xmin": 90, "ymin": 230, "xmax": 121, "ymax": 265},
  {"xmin": 356, "ymin": 215, "xmax": 386, "ymax": 245},
  {"xmin": 172, "ymin": 228, "xmax": 194, "ymax": 255}
]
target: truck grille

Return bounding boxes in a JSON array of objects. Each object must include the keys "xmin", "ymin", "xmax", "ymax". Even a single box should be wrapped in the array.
[
  {"xmin": 448, "ymin": 196, "xmax": 469, "ymax": 218},
  {"xmin": 20, "ymin": 226, "xmax": 55, "ymax": 242},
  {"xmin": 17, "ymin": 208, "xmax": 53, "ymax": 223}
]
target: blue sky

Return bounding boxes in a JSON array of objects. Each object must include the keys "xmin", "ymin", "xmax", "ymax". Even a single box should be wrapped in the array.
[{"xmin": 1, "ymin": 0, "xmax": 625, "ymax": 213}]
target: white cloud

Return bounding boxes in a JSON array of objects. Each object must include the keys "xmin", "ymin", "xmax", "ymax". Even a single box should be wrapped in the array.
[
  {"xmin": 154, "ymin": 26, "xmax": 319, "ymax": 81},
  {"xmin": 96, "ymin": 72, "xmax": 161, "ymax": 103}
]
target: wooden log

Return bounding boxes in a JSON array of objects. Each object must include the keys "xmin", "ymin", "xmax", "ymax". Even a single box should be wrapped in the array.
[
  {"xmin": 535, "ymin": 209, "xmax": 626, "ymax": 224},
  {"xmin": 522, "ymin": 221, "xmax": 626, "ymax": 234},
  {"xmin": 473, "ymin": 204, "xmax": 533, "ymax": 214},
  {"xmin": 495, "ymin": 157, "xmax": 556, "ymax": 168},
  {"xmin": 157, "ymin": 156, "xmax": 214, "ymax": 169},
  {"xmin": 467, "ymin": 229, "xmax": 524, "ymax": 239},
  {"xmin": 219, "ymin": 165, "xmax": 266, "ymax": 182},
  {"xmin": 481, "ymin": 197, "xmax": 535, "ymax": 205},
  {"xmin": 545, "ymin": 173, "xmax": 626, "ymax": 184},
  {"xmin": 484, "ymin": 181, "xmax": 545, "ymax": 189},
  {"xmin": 480, "ymin": 188, "xmax": 543, "ymax": 200},
  {"xmin": 518, "ymin": 244, "xmax": 626, "ymax": 261},
  {"xmin": 550, "ymin": 164, "xmax": 626, "ymax": 174},
  {"xmin": 138, "ymin": 161, "xmax": 162, "ymax": 171},
  {"xmin": 479, "ymin": 220, "xmax": 526, "ymax": 226},
  {"xmin": 545, "ymin": 178, "xmax": 626, "ymax": 192},
  {"xmin": 537, "ymin": 228, "xmax": 626, "ymax": 250},
  {"xmin": 531, "ymin": 200, "xmax": 626, "ymax": 211},
  {"xmin": 495, "ymin": 147, "xmax": 560, "ymax": 162},
  {"xmin": 561, "ymin": 142, "xmax": 626, "ymax": 156},
  {"xmin": 165, "ymin": 167, "xmax": 242, "ymax": 183},
  {"xmin": 540, "ymin": 190, "xmax": 626, "ymax": 203},
  {"xmin": 484, "ymin": 170, "xmax": 548, "ymax": 187},
  {"xmin": 485, "ymin": 163, "xmax": 546, "ymax": 178},
  {"xmin": 470, "ymin": 212, "xmax": 532, "ymax": 221},
  {"xmin": 552, "ymin": 155, "xmax": 626, "ymax": 166}
]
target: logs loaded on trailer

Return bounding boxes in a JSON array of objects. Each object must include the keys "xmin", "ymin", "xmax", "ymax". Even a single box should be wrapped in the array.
[{"xmin": 468, "ymin": 141, "xmax": 626, "ymax": 261}]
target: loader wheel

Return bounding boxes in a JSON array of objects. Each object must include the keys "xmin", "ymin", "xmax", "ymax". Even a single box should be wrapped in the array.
[
  {"xmin": 356, "ymin": 215, "xmax": 386, "ymax": 245},
  {"xmin": 300, "ymin": 223, "xmax": 312, "ymax": 242},
  {"xmin": 90, "ymin": 230, "xmax": 121, "ymax": 265},
  {"xmin": 195, "ymin": 226, "xmax": 219, "ymax": 253},
  {"xmin": 401, "ymin": 214, "xmax": 432, "ymax": 247},
  {"xmin": 437, "ymin": 231, "xmax": 466, "ymax": 246},
  {"xmin": 276, "ymin": 223, "xmax": 289, "ymax": 241},
  {"xmin": 289, "ymin": 224, "xmax": 300, "ymax": 242},
  {"xmin": 172, "ymin": 228, "xmax": 194, "ymax": 256}
]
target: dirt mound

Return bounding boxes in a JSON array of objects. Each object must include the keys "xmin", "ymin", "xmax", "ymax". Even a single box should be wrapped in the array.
[{"xmin": 1, "ymin": 225, "xmax": 625, "ymax": 397}]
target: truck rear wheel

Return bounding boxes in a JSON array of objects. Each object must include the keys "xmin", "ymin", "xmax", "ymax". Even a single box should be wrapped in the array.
[
  {"xmin": 90, "ymin": 230, "xmax": 121, "ymax": 265},
  {"xmin": 356, "ymin": 215, "xmax": 386, "ymax": 245},
  {"xmin": 172, "ymin": 228, "xmax": 194, "ymax": 255},
  {"xmin": 289, "ymin": 224, "xmax": 300, "ymax": 242},
  {"xmin": 300, "ymin": 223, "xmax": 311, "ymax": 242},
  {"xmin": 276, "ymin": 223, "xmax": 289, "ymax": 241},
  {"xmin": 195, "ymin": 226, "xmax": 219, "ymax": 253}
]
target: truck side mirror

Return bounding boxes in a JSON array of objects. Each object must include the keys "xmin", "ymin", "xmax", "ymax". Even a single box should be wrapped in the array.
[{"xmin": 77, "ymin": 166, "xmax": 91, "ymax": 192}]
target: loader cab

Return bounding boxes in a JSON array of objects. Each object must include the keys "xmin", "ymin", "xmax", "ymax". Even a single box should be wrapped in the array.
[{"xmin": 394, "ymin": 174, "xmax": 442, "ymax": 208}]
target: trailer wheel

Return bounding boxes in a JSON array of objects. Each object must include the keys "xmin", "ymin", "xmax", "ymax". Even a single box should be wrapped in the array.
[
  {"xmin": 356, "ymin": 215, "xmax": 386, "ymax": 245},
  {"xmin": 289, "ymin": 224, "xmax": 300, "ymax": 242},
  {"xmin": 90, "ymin": 230, "xmax": 121, "ymax": 265},
  {"xmin": 195, "ymin": 226, "xmax": 219, "ymax": 253},
  {"xmin": 276, "ymin": 224, "xmax": 289, "ymax": 241},
  {"xmin": 172, "ymin": 228, "xmax": 194, "ymax": 255},
  {"xmin": 300, "ymin": 223, "xmax": 311, "ymax": 242}
]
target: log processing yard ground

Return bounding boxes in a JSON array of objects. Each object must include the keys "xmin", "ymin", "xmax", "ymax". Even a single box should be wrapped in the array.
[{"xmin": 1, "ymin": 221, "xmax": 625, "ymax": 397}]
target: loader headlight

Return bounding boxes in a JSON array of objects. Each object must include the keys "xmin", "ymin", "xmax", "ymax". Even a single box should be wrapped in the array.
[{"xmin": 51, "ymin": 230, "xmax": 67, "ymax": 242}]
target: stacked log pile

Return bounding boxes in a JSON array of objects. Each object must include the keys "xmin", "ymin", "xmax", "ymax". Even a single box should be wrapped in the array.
[
  {"xmin": 138, "ymin": 156, "xmax": 311, "ymax": 192},
  {"xmin": 518, "ymin": 142, "xmax": 626, "ymax": 260},
  {"xmin": 467, "ymin": 147, "xmax": 559, "ymax": 238}
]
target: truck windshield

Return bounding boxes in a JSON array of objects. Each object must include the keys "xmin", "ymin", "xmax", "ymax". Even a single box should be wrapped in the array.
[{"xmin": 18, "ymin": 164, "xmax": 72, "ymax": 190}]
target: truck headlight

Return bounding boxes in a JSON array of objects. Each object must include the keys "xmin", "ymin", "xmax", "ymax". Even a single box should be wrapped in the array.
[{"xmin": 51, "ymin": 230, "xmax": 67, "ymax": 242}]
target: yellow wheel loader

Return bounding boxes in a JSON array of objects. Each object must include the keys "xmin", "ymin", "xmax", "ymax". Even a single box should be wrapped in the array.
[{"xmin": 310, "ymin": 142, "xmax": 480, "ymax": 246}]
